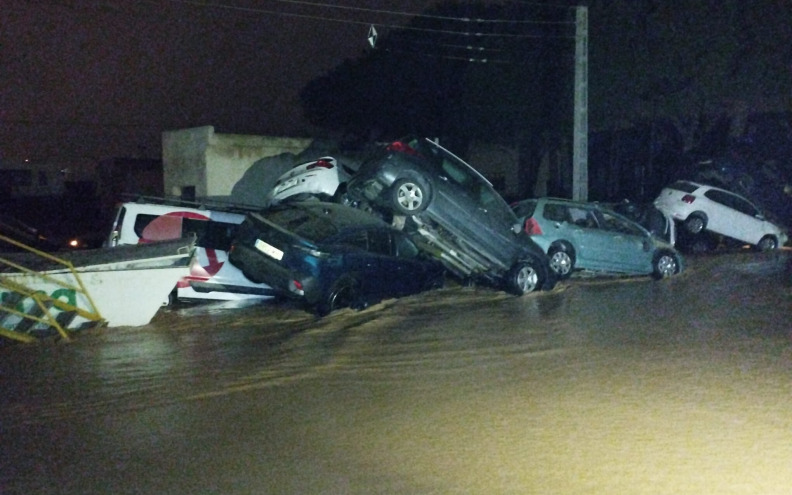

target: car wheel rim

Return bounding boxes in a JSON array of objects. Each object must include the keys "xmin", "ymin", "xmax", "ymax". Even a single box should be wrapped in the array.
[
  {"xmin": 397, "ymin": 183, "xmax": 423, "ymax": 211},
  {"xmin": 657, "ymin": 255, "xmax": 677, "ymax": 278},
  {"xmin": 517, "ymin": 265, "xmax": 539, "ymax": 293},
  {"xmin": 328, "ymin": 285, "xmax": 354, "ymax": 311},
  {"xmin": 550, "ymin": 252, "xmax": 572, "ymax": 275},
  {"xmin": 758, "ymin": 237, "xmax": 776, "ymax": 251},
  {"xmin": 686, "ymin": 217, "xmax": 704, "ymax": 234}
]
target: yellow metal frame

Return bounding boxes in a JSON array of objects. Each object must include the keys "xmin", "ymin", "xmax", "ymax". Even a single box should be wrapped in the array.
[{"xmin": 0, "ymin": 233, "xmax": 105, "ymax": 343}]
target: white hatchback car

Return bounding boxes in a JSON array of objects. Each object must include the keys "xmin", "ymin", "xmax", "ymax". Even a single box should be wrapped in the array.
[
  {"xmin": 266, "ymin": 156, "xmax": 352, "ymax": 206},
  {"xmin": 654, "ymin": 180, "xmax": 788, "ymax": 250}
]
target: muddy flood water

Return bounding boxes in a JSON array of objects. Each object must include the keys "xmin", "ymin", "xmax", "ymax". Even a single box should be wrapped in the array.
[{"xmin": 2, "ymin": 250, "xmax": 791, "ymax": 494}]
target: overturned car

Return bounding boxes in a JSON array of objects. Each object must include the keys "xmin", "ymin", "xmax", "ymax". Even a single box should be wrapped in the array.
[{"xmin": 345, "ymin": 136, "xmax": 556, "ymax": 295}]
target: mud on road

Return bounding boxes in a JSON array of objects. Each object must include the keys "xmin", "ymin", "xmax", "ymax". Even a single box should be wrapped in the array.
[{"xmin": 2, "ymin": 250, "xmax": 791, "ymax": 494}]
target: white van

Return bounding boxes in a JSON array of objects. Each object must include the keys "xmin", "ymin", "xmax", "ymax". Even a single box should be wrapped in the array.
[{"xmin": 108, "ymin": 198, "xmax": 275, "ymax": 303}]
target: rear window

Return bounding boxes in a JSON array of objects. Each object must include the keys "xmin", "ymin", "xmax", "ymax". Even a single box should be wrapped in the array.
[
  {"xmin": 511, "ymin": 200, "xmax": 537, "ymax": 218},
  {"xmin": 264, "ymin": 207, "xmax": 339, "ymax": 241},
  {"xmin": 668, "ymin": 181, "xmax": 699, "ymax": 193}
]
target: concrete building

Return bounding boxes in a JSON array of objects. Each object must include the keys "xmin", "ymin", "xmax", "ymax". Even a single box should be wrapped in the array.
[{"xmin": 162, "ymin": 126, "xmax": 315, "ymax": 206}]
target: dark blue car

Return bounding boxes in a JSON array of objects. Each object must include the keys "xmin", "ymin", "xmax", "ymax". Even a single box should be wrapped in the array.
[{"xmin": 229, "ymin": 202, "xmax": 445, "ymax": 315}]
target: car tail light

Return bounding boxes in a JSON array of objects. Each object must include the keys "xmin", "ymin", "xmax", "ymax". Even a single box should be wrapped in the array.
[
  {"xmin": 386, "ymin": 141, "xmax": 420, "ymax": 156},
  {"xmin": 681, "ymin": 194, "xmax": 696, "ymax": 204},
  {"xmin": 306, "ymin": 159, "xmax": 333, "ymax": 170},
  {"xmin": 524, "ymin": 217, "xmax": 543, "ymax": 235}
]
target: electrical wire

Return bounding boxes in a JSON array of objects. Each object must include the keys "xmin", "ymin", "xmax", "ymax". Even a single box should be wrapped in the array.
[
  {"xmin": 263, "ymin": 0, "xmax": 575, "ymax": 25},
  {"xmin": 148, "ymin": 0, "xmax": 575, "ymax": 39}
]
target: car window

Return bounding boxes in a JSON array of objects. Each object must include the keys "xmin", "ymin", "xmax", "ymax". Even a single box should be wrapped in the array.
[
  {"xmin": 439, "ymin": 156, "xmax": 498, "ymax": 210},
  {"xmin": 394, "ymin": 233, "xmax": 420, "ymax": 258},
  {"xmin": 568, "ymin": 207, "xmax": 598, "ymax": 228},
  {"xmin": 512, "ymin": 200, "xmax": 537, "ymax": 218},
  {"xmin": 340, "ymin": 230, "xmax": 369, "ymax": 250},
  {"xmin": 368, "ymin": 230, "xmax": 392, "ymax": 255},
  {"xmin": 542, "ymin": 203, "xmax": 568, "ymax": 223},
  {"xmin": 193, "ymin": 219, "xmax": 239, "ymax": 250},
  {"xmin": 705, "ymin": 189, "xmax": 759, "ymax": 216},
  {"xmin": 136, "ymin": 214, "xmax": 190, "ymax": 241},
  {"xmin": 600, "ymin": 211, "xmax": 643, "ymax": 236}
]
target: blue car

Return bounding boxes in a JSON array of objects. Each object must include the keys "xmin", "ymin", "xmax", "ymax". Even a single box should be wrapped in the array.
[
  {"xmin": 229, "ymin": 202, "xmax": 445, "ymax": 315},
  {"xmin": 511, "ymin": 198, "xmax": 683, "ymax": 280}
]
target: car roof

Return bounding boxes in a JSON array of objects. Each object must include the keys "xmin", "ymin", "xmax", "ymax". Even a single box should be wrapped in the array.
[{"xmin": 669, "ymin": 180, "xmax": 755, "ymax": 200}]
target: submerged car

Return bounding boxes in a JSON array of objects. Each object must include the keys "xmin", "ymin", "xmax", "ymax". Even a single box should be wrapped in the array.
[
  {"xmin": 266, "ymin": 156, "xmax": 353, "ymax": 206},
  {"xmin": 654, "ymin": 180, "xmax": 788, "ymax": 251},
  {"xmin": 228, "ymin": 202, "xmax": 445, "ymax": 315},
  {"xmin": 345, "ymin": 136, "xmax": 555, "ymax": 295},
  {"xmin": 512, "ymin": 198, "xmax": 683, "ymax": 280}
]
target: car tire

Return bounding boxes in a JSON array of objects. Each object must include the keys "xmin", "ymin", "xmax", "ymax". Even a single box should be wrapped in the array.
[
  {"xmin": 316, "ymin": 275, "xmax": 359, "ymax": 316},
  {"xmin": 684, "ymin": 214, "xmax": 706, "ymax": 234},
  {"xmin": 757, "ymin": 235, "xmax": 778, "ymax": 251},
  {"xmin": 331, "ymin": 183, "xmax": 348, "ymax": 204},
  {"xmin": 506, "ymin": 259, "xmax": 541, "ymax": 295},
  {"xmin": 547, "ymin": 244, "xmax": 575, "ymax": 279},
  {"xmin": 652, "ymin": 250, "xmax": 680, "ymax": 280},
  {"xmin": 391, "ymin": 178, "xmax": 428, "ymax": 215}
]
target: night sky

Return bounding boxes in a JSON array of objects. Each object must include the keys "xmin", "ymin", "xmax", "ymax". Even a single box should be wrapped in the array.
[
  {"xmin": 3, "ymin": 1, "xmax": 790, "ymax": 167},
  {"xmin": 1, "ymin": 0, "xmax": 441, "ymax": 163}
]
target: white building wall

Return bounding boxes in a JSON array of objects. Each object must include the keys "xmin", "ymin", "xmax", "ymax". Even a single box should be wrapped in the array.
[{"xmin": 162, "ymin": 126, "xmax": 313, "ymax": 199}]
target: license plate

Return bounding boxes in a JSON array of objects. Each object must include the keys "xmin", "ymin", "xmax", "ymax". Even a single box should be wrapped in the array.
[{"xmin": 254, "ymin": 239, "xmax": 283, "ymax": 260}]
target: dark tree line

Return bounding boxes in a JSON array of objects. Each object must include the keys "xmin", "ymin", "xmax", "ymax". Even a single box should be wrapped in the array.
[
  {"xmin": 300, "ymin": 1, "xmax": 577, "ymax": 200},
  {"xmin": 300, "ymin": 0, "xmax": 792, "ymax": 203}
]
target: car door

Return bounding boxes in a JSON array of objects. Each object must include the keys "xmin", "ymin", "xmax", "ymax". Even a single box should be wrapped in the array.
[
  {"xmin": 335, "ymin": 229, "xmax": 379, "ymax": 295},
  {"xmin": 365, "ymin": 229, "xmax": 427, "ymax": 298},
  {"xmin": 595, "ymin": 210, "xmax": 652, "ymax": 273},
  {"xmin": 703, "ymin": 189, "xmax": 763, "ymax": 244},
  {"xmin": 561, "ymin": 205, "xmax": 613, "ymax": 268}
]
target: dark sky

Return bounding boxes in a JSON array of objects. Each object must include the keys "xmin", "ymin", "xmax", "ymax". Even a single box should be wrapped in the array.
[{"xmin": 0, "ymin": 0, "xmax": 443, "ymax": 163}]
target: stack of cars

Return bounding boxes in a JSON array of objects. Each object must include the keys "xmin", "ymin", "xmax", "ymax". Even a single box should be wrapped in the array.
[
  {"xmin": 222, "ymin": 136, "xmax": 789, "ymax": 316},
  {"xmin": 343, "ymin": 136, "xmax": 557, "ymax": 296}
]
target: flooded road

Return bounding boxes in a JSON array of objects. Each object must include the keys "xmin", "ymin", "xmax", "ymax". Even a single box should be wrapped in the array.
[{"xmin": 2, "ymin": 251, "xmax": 792, "ymax": 494}]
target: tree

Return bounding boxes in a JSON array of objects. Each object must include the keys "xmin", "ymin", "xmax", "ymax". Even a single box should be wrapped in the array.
[{"xmin": 300, "ymin": 1, "xmax": 575, "ymax": 143}]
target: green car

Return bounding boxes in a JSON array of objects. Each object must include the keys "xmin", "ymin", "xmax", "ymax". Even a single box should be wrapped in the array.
[{"xmin": 511, "ymin": 198, "xmax": 683, "ymax": 280}]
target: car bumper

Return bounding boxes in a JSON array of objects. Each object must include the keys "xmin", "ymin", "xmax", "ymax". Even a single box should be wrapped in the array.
[{"xmin": 229, "ymin": 244, "xmax": 320, "ymax": 302}]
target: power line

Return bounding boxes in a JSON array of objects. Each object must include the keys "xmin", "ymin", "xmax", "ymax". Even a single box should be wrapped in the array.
[
  {"xmin": 265, "ymin": 0, "xmax": 575, "ymax": 25},
  {"xmin": 147, "ymin": 0, "xmax": 574, "ymax": 39}
]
